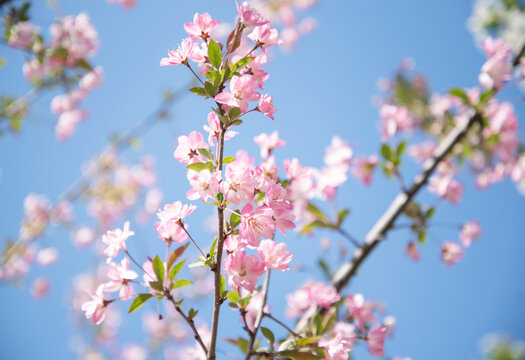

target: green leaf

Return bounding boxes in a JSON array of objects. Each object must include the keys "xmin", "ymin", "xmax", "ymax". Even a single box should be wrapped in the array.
[
  {"xmin": 167, "ymin": 243, "xmax": 189, "ymax": 270},
  {"xmin": 381, "ymin": 143, "xmax": 393, "ymax": 162},
  {"xmin": 172, "ymin": 279, "xmax": 192, "ymax": 289},
  {"xmin": 75, "ymin": 58, "xmax": 93, "ymax": 71},
  {"xmin": 261, "ymin": 327, "xmax": 275, "ymax": 345},
  {"xmin": 337, "ymin": 209, "xmax": 350, "ymax": 226},
  {"xmin": 149, "ymin": 281, "xmax": 164, "ymax": 292},
  {"xmin": 425, "ymin": 207, "xmax": 436, "ymax": 219},
  {"xmin": 227, "ymin": 291, "xmax": 240, "ymax": 304},
  {"xmin": 230, "ymin": 119, "xmax": 243, "ymax": 126},
  {"xmin": 240, "ymin": 296, "xmax": 251, "ymax": 308},
  {"xmin": 318, "ymin": 259, "xmax": 331, "ymax": 280},
  {"xmin": 278, "ymin": 339, "xmax": 297, "ymax": 352},
  {"xmin": 449, "ymin": 88, "xmax": 470, "ymax": 105},
  {"xmin": 188, "ymin": 308, "xmax": 198, "ymax": 319},
  {"xmin": 417, "ymin": 230, "xmax": 427, "ymax": 244},
  {"xmin": 204, "ymin": 81, "xmax": 216, "ymax": 97},
  {"xmin": 229, "ymin": 211, "xmax": 241, "ymax": 228},
  {"xmin": 153, "ymin": 255, "xmax": 165, "ymax": 283},
  {"xmin": 479, "ymin": 89, "xmax": 495, "ymax": 104},
  {"xmin": 224, "ymin": 338, "xmax": 249, "ymax": 353},
  {"xmin": 128, "ymin": 294, "xmax": 154, "ymax": 313},
  {"xmin": 233, "ymin": 56, "xmax": 254, "ymax": 71},
  {"xmin": 198, "ymin": 148, "xmax": 213, "ymax": 161},
  {"xmin": 169, "ymin": 260, "xmax": 185, "ymax": 281},
  {"xmin": 189, "ymin": 87, "xmax": 208, "ymax": 96},
  {"xmin": 0, "ymin": 58, "xmax": 6, "ymax": 67},
  {"xmin": 228, "ymin": 107, "xmax": 242, "ymax": 121},
  {"xmin": 220, "ymin": 275, "xmax": 226, "ymax": 295},
  {"xmin": 186, "ymin": 162, "xmax": 207, "ymax": 172},
  {"xmin": 306, "ymin": 202, "xmax": 330, "ymax": 223},
  {"xmin": 397, "ymin": 140, "xmax": 407, "ymax": 156},
  {"xmin": 204, "ymin": 161, "xmax": 214, "ymax": 171},
  {"xmin": 208, "ymin": 39, "xmax": 222, "ymax": 69},
  {"xmin": 296, "ymin": 336, "xmax": 322, "ymax": 347},
  {"xmin": 279, "ymin": 349, "xmax": 323, "ymax": 359},
  {"xmin": 223, "ymin": 156, "xmax": 236, "ymax": 164}
]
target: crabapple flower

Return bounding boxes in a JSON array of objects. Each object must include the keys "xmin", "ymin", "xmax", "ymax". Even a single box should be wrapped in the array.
[
  {"xmin": 324, "ymin": 136, "xmax": 353, "ymax": 168},
  {"xmin": 319, "ymin": 322, "xmax": 357, "ymax": 360},
  {"xmin": 309, "ymin": 281, "xmax": 340, "ymax": 308},
  {"xmin": 428, "ymin": 174, "xmax": 463, "ymax": 204},
  {"xmin": 73, "ymin": 227, "xmax": 95, "ymax": 248},
  {"xmin": 203, "ymin": 112, "xmax": 238, "ymax": 146},
  {"xmin": 173, "ymin": 131, "xmax": 208, "ymax": 164},
  {"xmin": 156, "ymin": 201, "xmax": 196, "ymax": 224},
  {"xmin": 81, "ymin": 284, "xmax": 107, "ymax": 325},
  {"xmin": 257, "ymin": 239, "xmax": 292, "ymax": 271},
  {"xmin": 351, "ymin": 155, "xmax": 378, "ymax": 186},
  {"xmin": 79, "ymin": 66, "xmax": 104, "ymax": 91},
  {"xmin": 221, "ymin": 167, "xmax": 255, "ymax": 205},
  {"xmin": 186, "ymin": 170, "xmax": 221, "ymax": 201},
  {"xmin": 270, "ymin": 201, "xmax": 296, "ymax": 234},
  {"xmin": 254, "ymin": 131, "xmax": 285, "ymax": 159},
  {"xmin": 214, "ymin": 75, "xmax": 261, "ymax": 113},
  {"xmin": 223, "ymin": 250, "xmax": 265, "ymax": 292},
  {"xmin": 405, "ymin": 241, "xmax": 420, "ymax": 262},
  {"xmin": 155, "ymin": 221, "xmax": 188, "ymax": 244},
  {"xmin": 479, "ymin": 37, "xmax": 513, "ymax": 90},
  {"xmin": 50, "ymin": 13, "xmax": 99, "ymax": 64},
  {"xmin": 441, "ymin": 242, "xmax": 464, "ymax": 266},
  {"xmin": 366, "ymin": 324, "xmax": 387, "ymax": 356},
  {"xmin": 347, "ymin": 293, "xmax": 376, "ymax": 331},
  {"xmin": 257, "ymin": 94, "xmax": 277, "ymax": 120},
  {"xmin": 30, "ymin": 277, "xmax": 50, "ymax": 299},
  {"xmin": 248, "ymin": 24, "xmax": 281, "ymax": 51},
  {"xmin": 409, "ymin": 141, "xmax": 436, "ymax": 163},
  {"xmin": 224, "ymin": 235, "xmax": 248, "ymax": 254},
  {"xmin": 36, "ymin": 247, "xmax": 59, "ymax": 266},
  {"xmin": 239, "ymin": 203, "xmax": 275, "ymax": 246},
  {"xmin": 8, "ymin": 21, "xmax": 39, "ymax": 49},
  {"xmin": 380, "ymin": 104, "xmax": 414, "ymax": 140},
  {"xmin": 460, "ymin": 221, "xmax": 482, "ymax": 248},
  {"xmin": 55, "ymin": 109, "xmax": 86, "ymax": 141},
  {"xmin": 236, "ymin": 1, "xmax": 270, "ymax": 27},
  {"xmin": 184, "ymin": 13, "xmax": 220, "ymax": 40},
  {"xmin": 104, "ymin": 258, "xmax": 138, "ymax": 301},
  {"xmin": 160, "ymin": 38, "xmax": 204, "ymax": 66},
  {"xmin": 102, "ymin": 221, "xmax": 134, "ymax": 262}
]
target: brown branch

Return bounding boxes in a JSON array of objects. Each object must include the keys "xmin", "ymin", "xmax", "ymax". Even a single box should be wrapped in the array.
[{"xmin": 244, "ymin": 269, "xmax": 271, "ymax": 360}]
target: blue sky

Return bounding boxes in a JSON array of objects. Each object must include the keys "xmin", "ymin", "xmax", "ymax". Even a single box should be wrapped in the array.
[{"xmin": 1, "ymin": 0, "xmax": 524, "ymax": 359}]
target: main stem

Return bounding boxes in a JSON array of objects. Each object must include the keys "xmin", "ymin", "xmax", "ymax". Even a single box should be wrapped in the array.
[{"xmin": 208, "ymin": 119, "xmax": 227, "ymax": 360}]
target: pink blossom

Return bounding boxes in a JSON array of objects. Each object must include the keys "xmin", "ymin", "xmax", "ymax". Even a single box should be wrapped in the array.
[
  {"xmin": 479, "ymin": 37, "xmax": 513, "ymax": 90},
  {"xmin": 120, "ymin": 344, "xmax": 147, "ymax": 360},
  {"xmin": 245, "ymin": 292, "xmax": 270, "ymax": 331},
  {"xmin": 366, "ymin": 324, "xmax": 387, "ymax": 356},
  {"xmin": 50, "ymin": 13, "xmax": 99, "ymax": 64},
  {"xmin": 186, "ymin": 170, "xmax": 221, "ymax": 201},
  {"xmin": 36, "ymin": 247, "xmax": 59, "ymax": 266},
  {"xmin": 81, "ymin": 284, "xmax": 107, "ymax": 325},
  {"xmin": 351, "ymin": 155, "xmax": 378, "ymax": 186},
  {"xmin": 271, "ymin": 201, "xmax": 296, "ymax": 234},
  {"xmin": 215, "ymin": 75, "xmax": 260, "ymax": 113},
  {"xmin": 55, "ymin": 109, "xmax": 87, "ymax": 141},
  {"xmin": 428, "ymin": 174, "xmax": 463, "ymax": 204},
  {"xmin": 409, "ymin": 141, "xmax": 436, "ymax": 163},
  {"xmin": 248, "ymin": 24, "xmax": 281, "ymax": 51},
  {"xmin": 286, "ymin": 285, "xmax": 313, "ymax": 317},
  {"xmin": 257, "ymin": 239, "xmax": 292, "ymax": 271},
  {"xmin": 223, "ymin": 250, "xmax": 265, "ymax": 292},
  {"xmin": 184, "ymin": 13, "xmax": 220, "ymax": 40},
  {"xmin": 203, "ymin": 112, "xmax": 238, "ymax": 146},
  {"xmin": 173, "ymin": 131, "xmax": 208, "ymax": 164},
  {"xmin": 221, "ymin": 167, "xmax": 255, "ymax": 205},
  {"xmin": 257, "ymin": 94, "xmax": 277, "ymax": 120},
  {"xmin": 441, "ymin": 242, "xmax": 464, "ymax": 266},
  {"xmin": 460, "ymin": 221, "xmax": 482, "ymax": 248},
  {"xmin": 239, "ymin": 203, "xmax": 275, "ymax": 246},
  {"xmin": 319, "ymin": 322, "xmax": 357, "ymax": 360},
  {"xmin": 156, "ymin": 201, "xmax": 196, "ymax": 224},
  {"xmin": 309, "ymin": 281, "xmax": 340, "ymax": 308},
  {"xmin": 405, "ymin": 241, "xmax": 420, "ymax": 262},
  {"xmin": 254, "ymin": 131, "xmax": 285, "ymax": 159},
  {"xmin": 160, "ymin": 38, "xmax": 204, "ymax": 66},
  {"xmin": 30, "ymin": 277, "xmax": 50, "ymax": 299},
  {"xmin": 80, "ymin": 66, "xmax": 104, "ymax": 91},
  {"xmin": 73, "ymin": 227, "xmax": 95, "ymax": 248},
  {"xmin": 324, "ymin": 136, "xmax": 353, "ymax": 168},
  {"xmin": 8, "ymin": 21, "xmax": 39, "ymax": 49},
  {"xmin": 102, "ymin": 221, "xmax": 134, "ymax": 262},
  {"xmin": 380, "ymin": 104, "xmax": 414, "ymax": 140},
  {"xmin": 154, "ymin": 221, "xmax": 188, "ymax": 244},
  {"xmin": 224, "ymin": 235, "xmax": 248, "ymax": 254},
  {"xmin": 104, "ymin": 258, "xmax": 138, "ymax": 301},
  {"xmin": 347, "ymin": 293, "xmax": 376, "ymax": 331},
  {"xmin": 236, "ymin": 1, "xmax": 269, "ymax": 27}
]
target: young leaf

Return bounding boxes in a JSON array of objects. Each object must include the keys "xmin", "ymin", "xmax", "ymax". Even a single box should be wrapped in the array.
[
  {"xmin": 306, "ymin": 202, "xmax": 330, "ymax": 223},
  {"xmin": 149, "ymin": 281, "xmax": 164, "ymax": 292},
  {"xmin": 153, "ymin": 255, "xmax": 165, "ymax": 283},
  {"xmin": 223, "ymin": 156, "xmax": 236, "ymax": 164},
  {"xmin": 220, "ymin": 275, "xmax": 226, "ymax": 295},
  {"xmin": 188, "ymin": 308, "xmax": 198, "ymax": 319},
  {"xmin": 204, "ymin": 81, "xmax": 216, "ymax": 97},
  {"xmin": 337, "ymin": 209, "xmax": 350, "ymax": 226},
  {"xmin": 233, "ymin": 56, "xmax": 254, "ymax": 71},
  {"xmin": 229, "ymin": 211, "xmax": 241, "ymax": 228},
  {"xmin": 208, "ymin": 39, "xmax": 222, "ymax": 69},
  {"xmin": 227, "ymin": 291, "xmax": 240, "ymax": 304},
  {"xmin": 186, "ymin": 162, "xmax": 207, "ymax": 172},
  {"xmin": 397, "ymin": 140, "xmax": 407, "ymax": 156},
  {"xmin": 128, "ymin": 294, "xmax": 153, "ymax": 313},
  {"xmin": 172, "ymin": 279, "xmax": 192, "ymax": 289},
  {"xmin": 189, "ymin": 87, "xmax": 208, "ymax": 96},
  {"xmin": 228, "ymin": 107, "xmax": 242, "ymax": 121},
  {"xmin": 169, "ymin": 260, "xmax": 185, "ymax": 281},
  {"xmin": 261, "ymin": 327, "xmax": 275, "ymax": 345},
  {"xmin": 167, "ymin": 243, "xmax": 190, "ymax": 270},
  {"xmin": 380, "ymin": 143, "xmax": 393, "ymax": 162},
  {"xmin": 449, "ymin": 88, "xmax": 470, "ymax": 105},
  {"xmin": 198, "ymin": 148, "xmax": 214, "ymax": 161}
]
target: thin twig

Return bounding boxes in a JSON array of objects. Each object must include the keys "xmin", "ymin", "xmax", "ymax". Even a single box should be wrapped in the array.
[
  {"xmin": 244, "ymin": 269, "xmax": 271, "ymax": 360},
  {"xmin": 337, "ymin": 228, "xmax": 360, "ymax": 247},
  {"xmin": 178, "ymin": 220, "xmax": 207, "ymax": 258},
  {"xmin": 264, "ymin": 312, "xmax": 302, "ymax": 338}
]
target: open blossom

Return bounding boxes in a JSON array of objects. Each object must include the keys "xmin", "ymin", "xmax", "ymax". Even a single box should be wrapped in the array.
[
  {"xmin": 81, "ymin": 284, "xmax": 107, "ymax": 325},
  {"xmin": 50, "ymin": 13, "xmax": 99, "ymax": 64},
  {"xmin": 257, "ymin": 239, "xmax": 292, "ymax": 271},
  {"xmin": 347, "ymin": 293, "xmax": 376, "ymax": 331},
  {"xmin": 441, "ymin": 242, "xmax": 464, "ymax": 266},
  {"xmin": 8, "ymin": 21, "xmax": 39, "ymax": 48},
  {"xmin": 103, "ymin": 258, "xmax": 138, "ymax": 301},
  {"xmin": 203, "ymin": 112, "xmax": 238, "ymax": 146},
  {"xmin": 254, "ymin": 131, "xmax": 285, "ymax": 159},
  {"xmin": 248, "ymin": 24, "xmax": 281, "ymax": 51},
  {"xmin": 156, "ymin": 201, "xmax": 196, "ymax": 224},
  {"xmin": 74, "ymin": 227, "xmax": 95, "ymax": 248},
  {"xmin": 36, "ymin": 247, "xmax": 59, "ymax": 266},
  {"xmin": 155, "ymin": 221, "xmax": 187, "ymax": 244},
  {"xmin": 239, "ymin": 203, "xmax": 275, "ymax": 246},
  {"xmin": 224, "ymin": 234, "xmax": 248, "ymax": 254},
  {"xmin": 257, "ymin": 94, "xmax": 277, "ymax": 120},
  {"xmin": 221, "ymin": 166, "xmax": 255, "ymax": 205},
  {"xmin": 160, "ymin": 38, "xmax": 204, "ymax": 66},
  {"xmin": 286, "ymin": 281, "xmax": 340, "ymax": 317},
  {"xmin": 102, "ymin": 221, "xmax": 134, "ymax": 262},
  {"xmin": 324, "ymin": 136, "xmax": 353, "ymax": 168},
  {"xmin": 184, "ymin": 13, "xmax": 220, "ymax": 40},
  {"xmin": 186, "ymin": 170, "xmax": 221, "ymax": 201},
  {"xmin": 270, "ymin": 201, "xmax": 296, "ymax": 234},
  {"xmin": 479, "ymin": 37, "xmax": 513, "ymax": 90},
  {"xmin": 428, "ymin": 174, "xmax": 463, "ymax": 204},
  {"xmin": 319, "ymin": 322, "xmax": 357, "ymax": 360},
  {"xmin": 174, "ymin": 131, "xmax": 208, "ymax": 164},
  {"xmin": 380, "ymin": 104, "xmax": 414, "ymax": 140},
  {"xmin": 236, "ymin": 1, "xmax": 269, "ymax": 27},
  {"xmin": 351, "ymin": 155, "xmax": 378, "ymax": 186},
  {"xmin": 80, "ymin": 66, "xmax": 104, "ymax": 91},
  {"xmin": 55, "ymin": 109, "xmax": 86, "ymax": 141},
  {"xmin": 405, "ymin": 241, "xmax": 420, "ymax": 262},
  {"xmin": 224, "ymin": 250, "xmax": 265, "ymax": 292},
  {"xmin": 366, "ymin": 324, "xmax": 387, "ymax": 356},
  {"xmin": 460, "ymin": 221, "xmax": 482, "ymax": 248},
  {"xmin": 215, "ymin": 75, "xmax": 261, "ymax": 113},
  {"xmin": 309, "ymin": 281, "xmax": 340, "ymax": 308}
]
